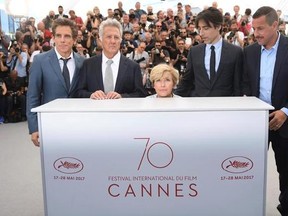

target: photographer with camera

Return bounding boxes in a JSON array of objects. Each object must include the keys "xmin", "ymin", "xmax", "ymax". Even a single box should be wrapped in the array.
[
  {"xmin": 113, "ymin": 9, "xmax": 122, "ymax": 22},
  {"xmin": 69, "ymin": 10, "xmax": 84, "ymax": 30},
  {"xmin": 120, "ymin": 31, "xmax": 138, "ymax": 56},
  {"xmin": 224, "ymin": 19, "xmax": 244, "ymax": 47},
  {"xmin": 172, "ymin": 38, "xmax": 188, "ymax": 77},
  {"xmin": 6, "ymin": 43, "xmax": 28, "ymax": 85},
  {"xmin": 238, "ymin": 8, "xmax": 252, "ymax": 36},
  {"xmin": 160, "ymin": 30, "xmax": 176, "ymax": 57},
  {"xmin": 86, "ymin": 27, "xmax": 102, "ymax": 56},
  {"xmin": 147, "ymin": 5, "xmax": 156, "ymax": 23},
  {"xmin": 16, "ymin": 18, "xmax": 36, "ymax": 53},
  {"xmin": 127, "ymin": 41, "xmax": 149, "ymax": 76},
  {"xmin": 4, "ymin": 70, "xmax": 26, "ymax": 122},
  {"xmin": 139, "ymin": 14, "xmax": 150, "ymax": 32},
  {"xmin": 84, "ymin": 11, "xmax": 100, "ymax": 32},
  {"xmin": 93, "ymin": 6, "xmax": 104, "ymax": 22},
  {"xmin": 122, "ymin": 14, "xmax": 133, "ymax": 32},
  {"xmin": 151, "ymin": 41, "xmax": 170, "ymax": 66},
  {"xmin": 76, "ymin": 43, "xmax": 90, "ymax": 58}
]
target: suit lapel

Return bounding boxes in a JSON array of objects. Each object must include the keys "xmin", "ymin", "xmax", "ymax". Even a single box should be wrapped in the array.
[
  {"xmin": 97, "ymin": 55, "xmax": 105, "ymax": 91},
  {"xmin": 114, "ymin": 55, "xmax": 127, "ymax": 91},
  {"xmin": 49, "ymin": 49, "xmax": 68, "ymax": 91},
  {"xmin": 273, "ymin": 35, "xmax": 288, "ymax": 89},
  {"xmin": 214, "ymin": 41, "xmax": 226, "ymax": 82},
  {"xmin": 70, "ymin": 52, "xmax": 81, "ymax": 93}
]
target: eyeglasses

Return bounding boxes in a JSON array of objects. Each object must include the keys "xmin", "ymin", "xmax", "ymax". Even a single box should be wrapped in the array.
[{"xmin": 156, "ymin": 25, "xmax": 162, "ymax": 27}]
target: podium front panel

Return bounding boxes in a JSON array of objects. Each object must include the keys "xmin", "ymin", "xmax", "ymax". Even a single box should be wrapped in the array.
[{"xmin": 37, "ymin": 102, "xmax": 269, "ymax": 216}]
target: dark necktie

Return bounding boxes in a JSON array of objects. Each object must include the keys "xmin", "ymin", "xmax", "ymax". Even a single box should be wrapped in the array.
[
  {"xmin": 61, "ymin": 57, "xmax": 71, "ymax": 90},
  {"xmin": 210, "ymin": 45, "xmax": 216, "ymax": 82},
  {"xmin": 104, "ymin": 59, "xmax": 114, "ymax": 93}
]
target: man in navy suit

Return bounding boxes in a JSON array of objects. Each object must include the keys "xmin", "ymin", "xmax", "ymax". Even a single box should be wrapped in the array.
[
  {"xmin": 175, "ymin": 7, "xmax": 243, "ymax": 97},
  {"xmin": 243, "ymin": 6, "xmax": 288, "ymax": 215},
  {"xmin": 26, "ymin": 18, "xmax": 84, "ymax": 147},
  {"xmin": 75, "ymin": 19, "xmax": 147, "ymax": 99}
]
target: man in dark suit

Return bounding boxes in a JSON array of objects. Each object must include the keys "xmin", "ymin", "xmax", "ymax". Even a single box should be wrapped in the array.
[
  {"xmin": 75, "ymin": 19, "xmax": 147, "ymax": 99},
  {"xmin": 243, "ymin": 6, "xmax": 288, "ymax": 216},
  {"xmin": 27, "ymin": 18, "xmax": 84, "ymax": 147},
  {"xmin": 55, "ymin": 5, "xmax": 69, "ymax": 19},
  {"xmin": 175, "ymin": 7, "xmax": 243, "ymax": 97}
]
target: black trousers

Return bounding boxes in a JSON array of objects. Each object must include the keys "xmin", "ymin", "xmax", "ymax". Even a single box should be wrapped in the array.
[
  {"xmin": 271, "ymin": 130, "xmax": 288, "ymax": 213},
  {"xmin": 6, "ymin": 95, "xmax": 26, "ymax": 116}
]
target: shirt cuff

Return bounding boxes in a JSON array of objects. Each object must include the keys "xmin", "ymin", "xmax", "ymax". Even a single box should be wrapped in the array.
[{"xmin": 281, "ymin": 107, "xmax": 288, "ymax": 116}]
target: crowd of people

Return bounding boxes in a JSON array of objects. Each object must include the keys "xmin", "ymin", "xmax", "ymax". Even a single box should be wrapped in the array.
[
  {"xmin": 0, "ymin": 1, "xmax": 287, "ymax": 125},
  {"xmin": 0, "ymin": 4, "xmax": 288, "ymax": 215}
]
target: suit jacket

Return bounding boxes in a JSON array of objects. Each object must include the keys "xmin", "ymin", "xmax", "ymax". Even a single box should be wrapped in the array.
[
  {"xmin": 176, "ymin": 40, "xmax": 243, "ymax": 97},
  {"xmin": 26, "ymin": 48, "xmax": 84, "ymax": 134},
  {"xmin": 243, "ymin": 34, "xmax": 288, "ymax": 138},
  {"xmin": 75, "ymin": 54, "xmax": 147, "ymax": 98},
  {"xmin": 55, "ymin": 14, "xmax": 69, "ymax": 19}
]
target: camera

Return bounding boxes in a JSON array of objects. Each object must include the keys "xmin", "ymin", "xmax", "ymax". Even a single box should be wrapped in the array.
[
  {"xmin": 15, "ymin": 47, "xmax": 20, "ymax": 53},
  {"xmin": 222, "ymin": 27, "xmax": 228, "ymax": 33},
  {"xmin": 83, "ymin": 49, "xmax": 87, "ymax": 55},
  {"xmin": 129, "ymin": 14, "xmax": 135, "ymax": 19},
  {"xmin": 26, "ymin": 20, "xmax": 32, "ymax": 26},
  {"xmin": 241, "ymin": 21, "xmax": 247, "ymax": 26},
  {"xmin": 92, "ymin": 32, "xmax": 98, "ymax": 37},
  {"xmin": 135, "ymin": 57, "xmax": 145, "ymax": 63},
  {"xmin": 95, "ymin": 14, "xmax": 103, "ymax": 20},
  {"xmin": 227, "ymin": 31, "xmax": 235, "ymax": 40},
  {"xmin": 174, "ymin": 16, "xmax": 179, "ymax": 21},
  {"xmin": 155, "ymin": 48, "xmax": 160, "ymax": 55},
  {"xmin": 189, "ymin": 32, "xmax": 198, "ymax": 37},
  {"xmin": 134, "ymin": 33, "xmax": 139, "ymax": 40},
  {"xmin": 170, "ymin": 29, "xmax": 176, "ymax": 36},
  {"xmin": 149, "ymin": 23, "xmax": 155, "ymax": 29}
]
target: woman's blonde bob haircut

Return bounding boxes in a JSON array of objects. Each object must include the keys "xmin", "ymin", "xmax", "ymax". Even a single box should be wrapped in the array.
[{"xmin": 150, "ymin": 64, "xmax": 179, "ymax": 86}]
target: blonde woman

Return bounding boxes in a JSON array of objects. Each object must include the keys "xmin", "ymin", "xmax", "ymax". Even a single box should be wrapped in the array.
[{"xmin": 147, "ymin": 64, "xmax": 180, "ymax": 98}]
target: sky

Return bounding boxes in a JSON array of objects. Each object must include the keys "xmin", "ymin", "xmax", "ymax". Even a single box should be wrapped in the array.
[{"xmin": 2, "ymin": 0, "xmax": 288, "ymax": 23}]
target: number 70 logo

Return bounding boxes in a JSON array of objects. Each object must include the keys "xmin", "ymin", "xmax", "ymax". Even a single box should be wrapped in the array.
[{"xmin": 135, "ymin": 138, "xmax": 174, "ymax": 171}]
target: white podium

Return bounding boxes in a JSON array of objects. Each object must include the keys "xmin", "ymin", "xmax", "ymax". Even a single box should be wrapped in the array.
[{"xmin": 32, "ymin": 97, "xmax": 273, "ymax": 216}]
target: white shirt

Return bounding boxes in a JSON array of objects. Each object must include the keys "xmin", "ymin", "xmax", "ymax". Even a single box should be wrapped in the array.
[
  {"xmin": 102, "ymin": 51, "xmax": 121, "ymax": 89},
  {"xmin": 55, "ymin": 49, "xmax": 75, "ymax": 83},
  {"xmin": 205, "ymin": 38, "xmax": 222, "ymax": 79}
]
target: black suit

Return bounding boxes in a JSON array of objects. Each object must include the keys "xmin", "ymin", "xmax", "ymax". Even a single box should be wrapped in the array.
[
  {"xmin": 55, "ymin": 14, "xmax": 69, "ymax": 19},
  {"xmin": 176, "ymin": 40, "xmax": 243, "ymax": 97},
  {"xmin": 243, "ymin": 34, "xmax": 288, "ymax": 213},
  {"xmin": 75, "ymin": 54, "xmax": 147, "ymax": 98}
]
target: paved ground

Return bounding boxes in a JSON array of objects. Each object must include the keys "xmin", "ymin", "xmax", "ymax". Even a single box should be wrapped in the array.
[{"xmin": 0, "ymin": 121, "xmax": 281, "ymax": 216}]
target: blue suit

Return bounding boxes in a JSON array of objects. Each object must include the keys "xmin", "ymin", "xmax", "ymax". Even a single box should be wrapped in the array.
[{"xmin": 26, "ymin": 48, "xmax": 84, "ymax": 134}]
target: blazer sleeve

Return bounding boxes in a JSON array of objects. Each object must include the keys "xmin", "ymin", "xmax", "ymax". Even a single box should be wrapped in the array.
[
  {"xmin": 26, "ymin": 54, "xmax": 43, "ymax": 134},
  {"xmin": 233, "ymin": 46, "xmax": 244, "ymax": 96},
  {"xmin": 75, "ymin": 58, "xmax": 97, "ymax": 98},
  {"xmin": 120, "ymin": 61, "xmax": 148, "ymax": 98}
]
